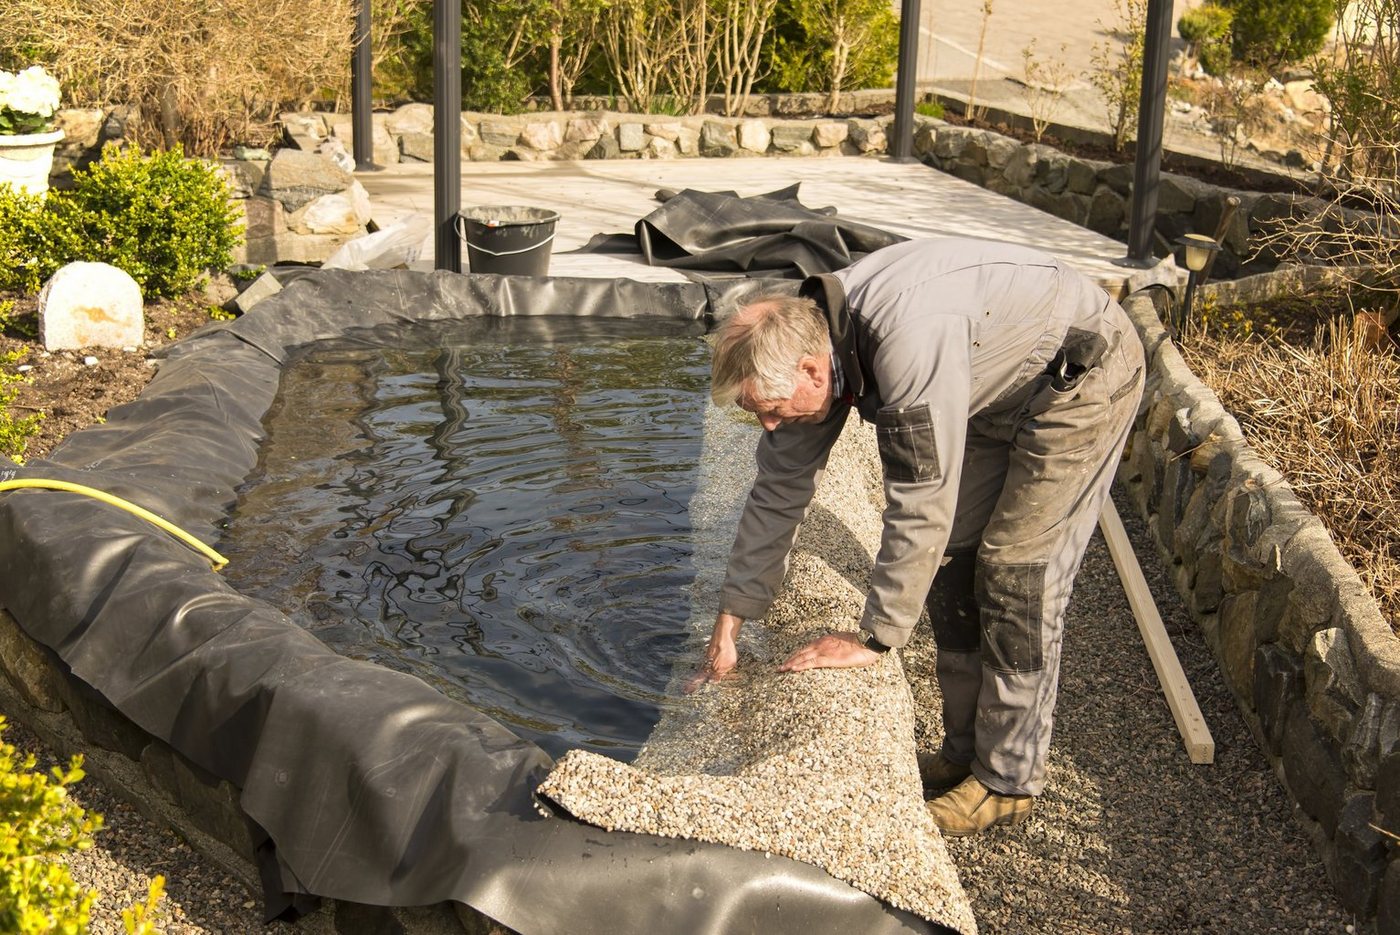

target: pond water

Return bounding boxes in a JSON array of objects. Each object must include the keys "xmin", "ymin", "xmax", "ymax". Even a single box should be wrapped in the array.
[{"xmin": 220, "ymin": 318, "xmax": 711, "ymax": 760}]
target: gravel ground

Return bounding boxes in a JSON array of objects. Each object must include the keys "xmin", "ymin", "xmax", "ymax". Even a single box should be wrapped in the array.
[
  {"xmin": 0, "ymin": 716, "xmax": 277, "ymax": 935},
  {"xmin": 549, "ymin": 411, "xmax": 1352, "ymax": 934},
  {"xmin": 2, "ymin": 404, "xmax": 1352, "ymax": 934}
]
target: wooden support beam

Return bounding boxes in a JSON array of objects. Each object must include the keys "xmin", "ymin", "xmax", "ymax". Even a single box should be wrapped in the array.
[{"xmin": 1098, "ymin": 498, "xmax": 1215, "ymax": 765}]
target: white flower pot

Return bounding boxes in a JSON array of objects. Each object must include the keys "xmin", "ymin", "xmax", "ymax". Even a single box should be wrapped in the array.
[{"xmin": 0, "ymin": 128, "xmax": 65, "ymax": 196}]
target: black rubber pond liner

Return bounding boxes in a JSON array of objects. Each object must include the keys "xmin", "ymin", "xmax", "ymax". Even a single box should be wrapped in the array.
[{"xmin": 0, "ymin": 269, "xmax": 947, "ymax": 935}]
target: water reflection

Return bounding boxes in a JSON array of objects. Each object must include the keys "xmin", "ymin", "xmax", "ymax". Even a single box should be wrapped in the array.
[{"xmin": 221, "ymin": 318, "xmax": 709, "ymax": 760}]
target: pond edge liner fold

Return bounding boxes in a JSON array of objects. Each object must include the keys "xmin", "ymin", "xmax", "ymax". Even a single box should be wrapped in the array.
[{"xmin": 0, "ymin": 269, "xmax": 944, "ymax": 935}]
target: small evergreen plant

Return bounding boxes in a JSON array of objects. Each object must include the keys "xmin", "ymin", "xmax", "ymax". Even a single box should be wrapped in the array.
[
  {"xmin": 0, "ymin": 144, "xmax": 241, "ymax": 298},
  {"xmin": 0, "ymin": 716, "xmax": 101, "ymax": 933}
]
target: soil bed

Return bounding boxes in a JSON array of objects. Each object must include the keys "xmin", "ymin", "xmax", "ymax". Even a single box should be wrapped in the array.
[
  {"xmin": 0, "ymin": 291, "xmax": 215, "ymax": 462},
  {"xmin": 1180, "ymin": 289, "xmax": 1400, "ymax": 633}
]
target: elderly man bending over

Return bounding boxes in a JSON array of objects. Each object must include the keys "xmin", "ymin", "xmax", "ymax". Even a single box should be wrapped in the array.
[{"xmin": 692, "ymin": 237, "xmax": 1145, "ymax": 837}]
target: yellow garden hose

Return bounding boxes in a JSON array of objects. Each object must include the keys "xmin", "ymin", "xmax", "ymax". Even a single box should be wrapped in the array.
[{"xmin": 0, "ymin": 478, "xmax": 229, "ymax": 571}]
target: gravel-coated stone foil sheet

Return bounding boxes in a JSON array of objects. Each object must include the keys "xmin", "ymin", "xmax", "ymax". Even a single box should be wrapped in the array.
[{"xmin": 539, "ymin": 412, "xmax": 978, "ymax": 935}]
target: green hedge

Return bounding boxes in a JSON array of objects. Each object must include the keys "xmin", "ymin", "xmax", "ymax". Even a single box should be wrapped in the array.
[{"xmin": 0, "ymin": 145, "xmax": 240, "ymax": 298}]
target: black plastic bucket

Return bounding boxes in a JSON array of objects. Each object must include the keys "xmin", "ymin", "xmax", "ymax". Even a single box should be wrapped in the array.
[{"xmin": 456, "ymin": 205, "xmax": 560, "ymax": 276}]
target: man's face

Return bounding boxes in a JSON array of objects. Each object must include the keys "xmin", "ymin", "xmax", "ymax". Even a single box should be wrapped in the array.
[{"xmin": 737, "ymin": 354, "xmax": 834, "ymax": 431}]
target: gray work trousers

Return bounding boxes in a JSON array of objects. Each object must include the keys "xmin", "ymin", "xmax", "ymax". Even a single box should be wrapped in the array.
[{"xmin": 926, "ymin": 302, "xmax": 1145, "ymax": 797}]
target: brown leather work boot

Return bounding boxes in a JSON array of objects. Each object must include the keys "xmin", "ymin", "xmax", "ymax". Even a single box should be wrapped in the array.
[
  {"xmin": 926, "ymin": 775, "xmax": 1034, "ymax": 837},
  {"xmin": 916, "ymin": 752, "xmax": 973, "ymax": 797}
]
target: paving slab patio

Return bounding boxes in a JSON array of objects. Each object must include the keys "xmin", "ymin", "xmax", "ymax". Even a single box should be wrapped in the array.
[{"xmin": 356, "ymin": 157, "xmax": 1138, "ymax": 294}]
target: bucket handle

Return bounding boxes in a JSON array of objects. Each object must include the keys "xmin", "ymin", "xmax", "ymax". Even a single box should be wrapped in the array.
[{"xmin": 454, "ymin": 215, "xmax": 557, "ymax": 257}]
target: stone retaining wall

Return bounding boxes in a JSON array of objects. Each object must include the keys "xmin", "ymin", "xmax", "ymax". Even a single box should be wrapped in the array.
[
  {"xmin": 0, "ymin": 608, "xmax": 508, "ymax": 934},
  {"xmin": 1117, "ymin": 289, "xmax": 1400, "ymax": 930},
  {"xmin": 278, "ymin": 103, "xmax": 1338, "ymax": 277}
]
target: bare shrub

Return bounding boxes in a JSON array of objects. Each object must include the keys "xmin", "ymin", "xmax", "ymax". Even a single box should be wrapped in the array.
[
  {"xmin": 1088, "ymin": 0, "xmax": 1147, "ymax": 151},
  {"xmin": 1019, "ymin": 39, "xmax": 1072, "ymax": 143},
  {"xmin": 0, "ymin": 0, "xmax": 355, "ymax": 156},
  {"xmin": 1183, "ymin": 314, "xmax": 1400, "ymax": 627},
  {"xmin": 1201, "ymin": 73, "xmax": 1268, "ymax": 168},
  {"xmin": 714, "ymin": 0, "xmax": 779, "ymax": 116}
]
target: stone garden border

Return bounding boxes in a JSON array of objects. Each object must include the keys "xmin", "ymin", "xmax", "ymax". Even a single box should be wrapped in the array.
[{"xmin": 1117, "ymin": 288, "xmax": 1400, "ymax": 929}]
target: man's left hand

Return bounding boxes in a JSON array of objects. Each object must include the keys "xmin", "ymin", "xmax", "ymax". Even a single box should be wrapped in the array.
[{"xmin": 778, "ymin": 632, "xmax": 883, "ymax": 673}]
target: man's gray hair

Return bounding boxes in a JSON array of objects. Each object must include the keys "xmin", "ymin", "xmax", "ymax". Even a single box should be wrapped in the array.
[{"xmin": 711, "ymin": 294, "xmax": 829, "ymax": 406}]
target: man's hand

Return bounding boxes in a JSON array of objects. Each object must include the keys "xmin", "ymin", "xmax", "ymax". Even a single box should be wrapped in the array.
[
  {"xmin": 778, "ymin": 632, "xmax": 883, "ymax": 673},
  {"xmin": 685, "ymin": 612, "xmax": 744, "ymax": 693}
]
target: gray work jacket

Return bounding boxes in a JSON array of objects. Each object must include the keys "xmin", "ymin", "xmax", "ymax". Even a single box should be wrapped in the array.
[{"xmin": 717, "ymin": 238, "xmax": 1122, "ymax": 648}]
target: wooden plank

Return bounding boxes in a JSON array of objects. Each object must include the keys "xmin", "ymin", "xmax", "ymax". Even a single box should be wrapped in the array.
[{"xmin": 1098, "ymin": 498, "xmax": 1216, "ymax": 765}]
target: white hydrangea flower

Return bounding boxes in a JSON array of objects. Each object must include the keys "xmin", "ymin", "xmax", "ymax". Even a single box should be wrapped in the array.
[{"xmin": 4, "ymin": 66, "xmax": 61, "ymax": 119}]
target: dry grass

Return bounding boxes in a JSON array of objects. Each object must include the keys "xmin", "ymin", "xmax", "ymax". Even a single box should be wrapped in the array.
[
  {"xmin": 0, "ymin": 0, "xmax": 355, "ymax": 156},
  {"xmin": 1182, "ymin": 309, "xmax": 1400, "ymax": 630}
]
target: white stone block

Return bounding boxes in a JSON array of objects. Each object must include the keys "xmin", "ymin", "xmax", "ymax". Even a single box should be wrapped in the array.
[
  {"xmin": 737, "ymin": 119, "xmax": 771, "ymax": 153},
  {"xmin": 38, "ymin": 262, "xmax": 144, "ymax": 351},
  {"xmin": 519, "ymin": 121, "xmax": 563, "ymax": 151},
  {"xmin": 618, "ymin": 123, "xmax": 646, "ymax": 152}
]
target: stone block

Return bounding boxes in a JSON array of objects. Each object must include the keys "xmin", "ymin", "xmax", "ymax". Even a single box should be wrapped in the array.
[
  {"xmin": 1065, "ymin": 158, "xmax": 1105, "ymax": 195},
  {"xmin": 1218, "ymin": 591, "xmax": 1258, "ymax": 700},
  {"xmin": 280, "ymin": 111, "xmax": 328, "ymax": 140},
  {"xmin": 677, "ymin": 126, "xmax": 700, "ymax": 156},
  {"xmin": 0, "ymin": 610, "xmax": 64, "ymax": 713},
  {"xmin": 1087, "ymin": 187, "xmax": 1126, "ymax": 236},
  {"xmin": 641, "ymin": 121, "xmax": 680, "ymax": 141},
  {"xmin": 232, "ymin": 271, "xmax": 283, "ymax": 314},
  {"xmin": 1305, "ymin": 627, "xmax": 1363, "ymax": 747},
  {"xmin": 737, "ymin": 119, "xmax": 771, "ymax": 153},
  {"xmin": 286, "ymin": 182, "xmax": 371, "ymax": 235},
  {"xmin": 1157, "ymin": 173, "xmax": 1212, "ymax": 214},
  {"xmin": 644, "ymin": 137, "xmax": 677, "ymax": 159},
  {"xmin": 1277, "ymin": 534, "xmax": 1344, "ymax": 654},
  {"xmin": 1159, "ymin": 447, "xmax": 1195, "ymax": 553},
  {"xmin": 812, "ymin": 121, "xmax": 848, "ymax": 149},
  {"xmin": 1283, "ymin": 702, "xmax": 1346, "ymax": 836},
  {"xmin": 985, "ymin": 136, "xmax": 1019, "ymax": 170},
  {"xmin": 1190, "ymin": 543, "xmax": 1224, "ymax": 614},
  {"xmin": 519, "ymin": 121, "xmax": 563, "ymax": 152},
  {"xmin": 39, "ymin": 262, "xmax": 144, "ymax": 351},
  {"xmin": 58, "ymin": 674, "xmax": 151, "ymax": 762},
  {"xmin": 240, "ymin": 230, "xmax": 354, "ymax": 266},
  {"xmin": 1225, "ymin": 483, "xmax": 1272, "ymax": 552},
  {"xmin": 1334, "ymin": 793, "xmax": 1387, "ymax": 917},
  {"xmin": 586, "ymin": 134, "xmax": 621, "ymax": 160},
  {"xmin": 385, "ymin": 102, "xmax": 435, "ymax": 137},
  {"xmin": 912, "ymin": 125, "xmax": 939, "ymax": 158},
  {"xmin": 1098, "ymin": 162, "xmax": 1135, "ymax": 196},
  {"xmin": 1347, "ymin": 694, "xmax": 1385, "ymax": 790},
  {"xmin": 700, "ymin": 121, "xmax": 738, "ymax": 156},
  {"xmin": 171, "ymin": 752, "xmax": 258, "ymax": 864},
  {"xmin": 950, "ymin": 162, "xmax": 985, "ymax": 187},
  {"xmin": 467, "ymin": 143, "xmax": 509, "ymax": 162},
  {"xmin": 259, "ymin": 149, "xmax": 354, "ymax": 212},
  {"xmin": 1379, "ymin": 859, "xmax": 1400, "ymax": 935},
  {"xmin": 770, "ymin": 127, "xmax": 815, "ymax": 154},
  {"xmin": 552, "ymin": 140, "xmax": 595, "ymax": 161},
  {"xmin": 479, "ymin": 120, "xmax": 520, "ymax": 147},
  {"xmin": 459, "ymin": 118, "xmax": 480, "ymax": 151},
  {"xmin": 329, "ymin": 117, "xmax": 398, "ymax": 166},
  {"xmin": 140, "ymin": 738, "xmax": 182, "ymax": 806},
  {"xmin": 54, "ymin": 108, "xmax": 106, "ymax": 149},
  {"xmin": 617, "ymin": 123, "xmax": 646, "ymax": 152},
  {"xmin": 399, "ymin": 132, "xmax": 434, "ymax": 163},
  {"xmin": 1036, "ymin": 152, "xmax": 1071, "ymax": 194},
  {"xmin": 565, "ymin": 117, "xmax": 611, "ymax": 142},
  {"xmin": 502, "ymin": 147, "xmax": 547, "ymax": 162},
  {"xmin": 846, "ymin": 118, "xmax": 885, "ymax": 153},
  {"xmin": 1377, "ymin": 748, "xmax": 1400, "ymax": 838},
  {"xmin": 219, "ymin": 159, "xmax": 266, "ymax": 199},
  {"xmin": 1254, "ymin": 643, "xmax": 1302, "ymax": 755}
]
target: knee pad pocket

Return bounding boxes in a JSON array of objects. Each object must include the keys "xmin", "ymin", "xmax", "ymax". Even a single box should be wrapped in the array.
[{"xmin": 975, "ymin": 560, "xmax": 1046, "ymax": 672}]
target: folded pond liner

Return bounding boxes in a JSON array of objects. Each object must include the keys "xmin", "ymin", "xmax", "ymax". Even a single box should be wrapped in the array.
[
  {"xmin": 567, "ymin": 183, "xmax": 908, "ymax": 279},
  {"xmin": 0, "ymin": 268, "xmax": 952, "ymax": 935}
]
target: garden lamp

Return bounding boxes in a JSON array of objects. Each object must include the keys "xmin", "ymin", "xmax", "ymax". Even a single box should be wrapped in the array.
[{"xmin": 1174, "ymin": 233, "xmax": 1221, "ymax": 337}]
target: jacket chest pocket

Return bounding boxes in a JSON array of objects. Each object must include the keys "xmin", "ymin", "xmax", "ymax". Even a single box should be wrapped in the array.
[{"xmin": 876, "ymin": 402, "xmax": 941, "ymax": 483}]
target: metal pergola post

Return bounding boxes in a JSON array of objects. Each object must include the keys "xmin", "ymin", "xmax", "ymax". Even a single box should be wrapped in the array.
[
  {"xmin": 351, "ymin": 0, "xmax": 375, "ymax": 171},
  {"xmin": 1125, "ymin": 0, "xmax": 1174, "ymax": 264},
  {"xmin": 434, "ymin": 0, "xmax": 462, "ymax": 273},
  {"xmin": 890, "ymin": 0, "xmax": 923, "ymax": 161}
]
